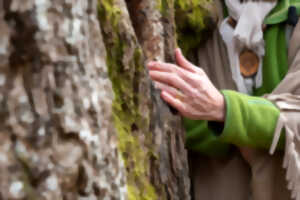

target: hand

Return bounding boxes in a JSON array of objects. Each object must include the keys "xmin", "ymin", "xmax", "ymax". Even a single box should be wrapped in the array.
[{"xmin": 147, "ymin": 48, "xmax": 225, "ymax": 122}]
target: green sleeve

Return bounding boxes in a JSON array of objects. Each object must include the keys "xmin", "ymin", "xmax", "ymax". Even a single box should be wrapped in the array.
[
  {"xmin": 184, "ymin": 119, "xmax": 231, "ymax": 157},
  {"xmin": 184, "ymin": 90, "xmax": 284, "ymax": 157},
  {"xmin": 218, "ymin": 90, "xmax": 285, "ymax": 149}
]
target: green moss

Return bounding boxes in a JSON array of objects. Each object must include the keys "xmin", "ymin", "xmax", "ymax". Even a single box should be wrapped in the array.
[
  {"xmin": 157, "ymin": 0, "xmax": 174, "ymax": 16},
  {"xmin": 176, "ymin": 0, "xmax": 208, "ymax": 30},
  {"xmin": 156, "ymin": 0, "xmax": 215, "ymax": 55},
  {"xmin": 98, "ymin": 1, "xmax": 158, "ymax": 199},
  {"xmin": 174, "ymin": 0, "xmax": 215, "ymax": 54},
  {"xmin": 98, "ymin": 0, "xmax": 121, "ymax": 27}
]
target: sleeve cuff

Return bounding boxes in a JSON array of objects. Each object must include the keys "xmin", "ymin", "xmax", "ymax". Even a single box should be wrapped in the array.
[{"xmin": 208, "ymin": 90, "xmax": 282, "ymax": 149}]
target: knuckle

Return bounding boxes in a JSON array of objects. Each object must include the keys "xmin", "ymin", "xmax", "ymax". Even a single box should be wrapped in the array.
[
  {"xmin": 172, "ymin": 74, "xmax": 181, "ymax": 84},
  {"xmin": 173, "ymin": 64, "xmax": 183, "ymax": 74},
  {"xmin": 161, "ymin": 62, "xmax": 170, "ymax": 69},
  {"xmin": 168, "ymin": 63, "xmax": 176, "ymax": 70},
  {"xmin": 167, "ymin": 73, "xmax": 176, "ymax": 82},
  {"xmin": 191, "ymin": 73, "xmax": 200, "ymax": 82},
  {"xmin": 171, "ymin": 65, "xmax": 178, "ymax": 74},
  {"xmin": 180, "ymin": 104, "xmax": 188, "ymax": 113},
  {"xmin": 178, "ymin": 69, "xmax": 187, "ymax": 79},
  {"xmin": 188, "ymin": 89, "xmax": 197, "ymax": 98},
  {"xmin": 197, "ymin": 77, "xmax": 205, "ymax": 86},
  {"xmin": 197, "ymin": 68, "xmax": 205, "ymax": 75}
]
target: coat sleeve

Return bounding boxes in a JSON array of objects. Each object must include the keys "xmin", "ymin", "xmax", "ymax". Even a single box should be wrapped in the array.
[
  {"xmin": 184, "ymin": 119, "xmax": 231, "ymax": 157},
  {"xmin": 184, "ymin": 90, "xmax": 285, "ymax": 156},
  {"xmin": 214, "ymin": 90, "xmax": 285, "ymax": 149},
  {"xmin": 184, "ymin": 90, "xmax": 284, "ymax": 156}
]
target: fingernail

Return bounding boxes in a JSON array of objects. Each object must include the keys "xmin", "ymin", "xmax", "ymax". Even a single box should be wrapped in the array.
[{"xmin": 149, "ymin": 71, "xmax": 154, "ymax": 77}]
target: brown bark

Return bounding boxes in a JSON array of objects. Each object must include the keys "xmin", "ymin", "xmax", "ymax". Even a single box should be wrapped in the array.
[{"xmin": 0, "ymin": 0, "xmax": 190, "ymax": 199}]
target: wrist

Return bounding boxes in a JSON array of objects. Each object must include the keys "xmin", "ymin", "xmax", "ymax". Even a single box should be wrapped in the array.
[{"xmin": 213, "ymin": 93, "xmax": 225, "ymax": 122}]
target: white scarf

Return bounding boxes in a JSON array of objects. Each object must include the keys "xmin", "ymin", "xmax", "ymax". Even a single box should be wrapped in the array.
[{"xmin": 220, "ymin": 0, "xmax": 277, "ymax": 94}]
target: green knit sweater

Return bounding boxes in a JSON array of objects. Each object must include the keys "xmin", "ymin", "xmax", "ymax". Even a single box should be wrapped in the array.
[{"xmin": 184, "ymin": 0, "xmax": 300, "ymax": 157}]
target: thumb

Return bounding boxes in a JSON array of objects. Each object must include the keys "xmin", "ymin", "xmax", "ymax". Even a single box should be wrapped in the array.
[{"xmin": 175, "ymin": 48, "xmax": 196, "ymax": 72}]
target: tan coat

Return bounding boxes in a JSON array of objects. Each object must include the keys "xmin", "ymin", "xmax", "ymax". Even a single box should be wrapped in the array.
[{"xmin": 190, "ymin": 1, "xmax": 300, "ymax": 199}]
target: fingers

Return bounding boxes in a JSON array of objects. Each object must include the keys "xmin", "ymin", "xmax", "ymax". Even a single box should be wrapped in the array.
[
  {"xmin": 161, "ymin": 91, "xmax": 186, "ymax": 114},
  {"xmin": 154, "ymin": 82, "xmax": 183, "ymax": 99},
  {"xmin": 149, "ymin": 71, "xmax": 194, "ymax": 94},
  {"xmin": 175, "ymin": 48, "xmax": 204, "ymax": 74},
  {"xmin": 147, "ymin": 61, "xmax": 173, "ymax": 72},
  {"xmin": 148, "ymin": 61, "xmax": 197, "ymax": 86}
]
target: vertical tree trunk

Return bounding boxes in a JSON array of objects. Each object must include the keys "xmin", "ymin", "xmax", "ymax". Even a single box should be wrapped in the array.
[{"xmin": 0, "ymin": 0, "xmax": 194, "ymax": 199}]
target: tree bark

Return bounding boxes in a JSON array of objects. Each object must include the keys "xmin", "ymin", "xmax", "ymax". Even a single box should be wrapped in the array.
[{"xmin": 0, "ymin": 0, "xmax": 192, "ymax": 199}]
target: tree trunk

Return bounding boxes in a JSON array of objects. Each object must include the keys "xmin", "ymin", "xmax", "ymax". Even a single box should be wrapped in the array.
[{"xmin": 0, "ymin": 0, "xmax": 198, "ymax": 199}]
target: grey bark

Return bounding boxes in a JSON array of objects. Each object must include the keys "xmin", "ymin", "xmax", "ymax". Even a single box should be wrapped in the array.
[{"xmin": 0, "ymin": 0, "xmax": 190, "ymax": 199}]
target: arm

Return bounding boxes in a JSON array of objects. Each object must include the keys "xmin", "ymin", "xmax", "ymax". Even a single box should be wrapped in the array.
[
  {"xmin": 147, "ymin": 49, "xmax": 284, "ymax": 155},
  {"xmin": 184, "ymin": 90, "xmax": 284, "ymax": 157}
]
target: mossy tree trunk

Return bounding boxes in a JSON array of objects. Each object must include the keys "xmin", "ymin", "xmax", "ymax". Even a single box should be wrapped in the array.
[
  {"xmin": 99, "ymin": 0, "xmax": 191, "ymax": 199},
  {"xmin": 0, "ymin": 0, "xmax": 194, "ymax": 199}
]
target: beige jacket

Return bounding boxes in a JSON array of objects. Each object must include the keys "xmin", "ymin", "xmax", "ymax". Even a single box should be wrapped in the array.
[{"xmin": 190, "ymin": 1, "xmax": 300, "ymax": 200}]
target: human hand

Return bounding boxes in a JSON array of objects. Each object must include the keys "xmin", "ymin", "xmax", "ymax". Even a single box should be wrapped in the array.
[{"xmin": 147, "ymin": 49, "xmax": 225, "ymax": 122}]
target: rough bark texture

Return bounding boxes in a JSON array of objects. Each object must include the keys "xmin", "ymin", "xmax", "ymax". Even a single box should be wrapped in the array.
[
  {"xmin": 0, "ymin": 0, "xmax": 126, "ymax": 199},
  {"xmin": 98, "ymin": 0, "xmax": 191, "ymax": 199},
  {"xmin": 0, "ymin": 0, "xmax": 211, "ymax": 199}
]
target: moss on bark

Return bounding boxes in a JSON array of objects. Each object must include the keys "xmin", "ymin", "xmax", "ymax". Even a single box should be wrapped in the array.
[
  {"xmin": 174, "ymin": 0, "xmax": 215, "ymax": 54},
  {"xmin": 98, "ymin": 1, "xmax": 158, "ymax": 199}
]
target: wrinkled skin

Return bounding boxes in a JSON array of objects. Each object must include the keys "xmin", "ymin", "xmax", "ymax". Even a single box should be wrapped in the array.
[{"xmin": 147, "ymin": 49, "xmax": 225, "ymax": 122}]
